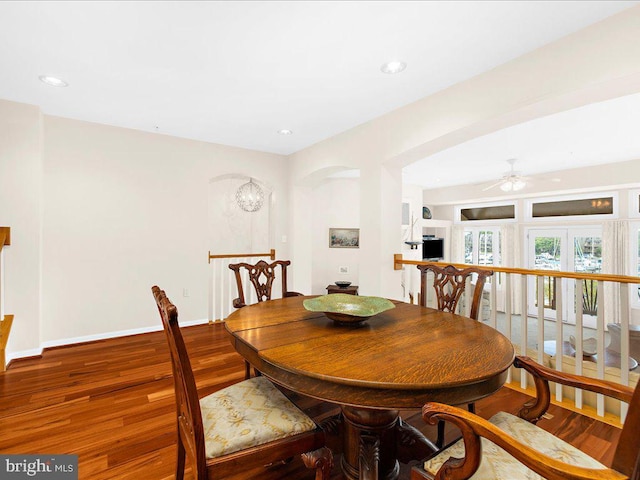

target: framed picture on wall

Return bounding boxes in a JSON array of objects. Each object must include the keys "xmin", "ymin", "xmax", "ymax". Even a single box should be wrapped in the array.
[{"xmin": 329, "ymin": 228, "xmax": 360, "ymax": 248}]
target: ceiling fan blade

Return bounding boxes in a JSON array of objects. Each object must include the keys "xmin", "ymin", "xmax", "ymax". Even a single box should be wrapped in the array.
[{"xmin": 481, "ymin": 180, "xmax": 504, "ymax": 191}]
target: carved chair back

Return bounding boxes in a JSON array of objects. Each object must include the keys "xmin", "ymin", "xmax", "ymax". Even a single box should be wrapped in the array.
[
  {"xmin": 228, "ymin": 259, "xmax": 300, "ymax": 309},
  {"xmin": 417, "ymin": 264, "xmax": 493, "ymax": 320},
  {"xmin": 152, "ymin": 286, "xmax": 208, "ymax": 478}
]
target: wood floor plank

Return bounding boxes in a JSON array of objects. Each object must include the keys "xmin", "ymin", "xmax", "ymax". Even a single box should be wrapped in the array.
[{"xmin": 0, "ymin": 323, "xmax": 622, "ymax": 479}]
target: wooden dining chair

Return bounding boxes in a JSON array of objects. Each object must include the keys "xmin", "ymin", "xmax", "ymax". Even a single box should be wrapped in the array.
[
  {"xmin": 412, "ymin": 355, "xmax": 639, "ymax": 480},
  {"xmin": 228, "ymin": 259, "xmax": 301, "ymax": 308},
  {"xmin": 229, "ymin": 259, "xmax": 302, "ymax": 378},
  {"xmin": 417, "ymin": 263, "xmax": 493, "ymax": 321},
  {"xmin": 417, "ymin": 263, "xmax": 494, "ymax": 448},
  {"xmin": 152, "ymin": 286, "xmax": 333, "ymax": 480}
]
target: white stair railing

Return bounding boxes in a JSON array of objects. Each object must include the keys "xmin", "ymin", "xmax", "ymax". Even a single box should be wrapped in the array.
[
  {"xmin": 394, "ymin": 254, "xmax": 640, "ymax": 425},
  {"xmin": 207, "ymin": 249, "xmax": 276, "ymax": 322}
]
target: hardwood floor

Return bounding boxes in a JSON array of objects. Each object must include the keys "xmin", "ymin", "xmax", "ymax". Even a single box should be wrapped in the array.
[{"xmin": 0, "ymin": 323, "xmax": 621, "ymax": 479}]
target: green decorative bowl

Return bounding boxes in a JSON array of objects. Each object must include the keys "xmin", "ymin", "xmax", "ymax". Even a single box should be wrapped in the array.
[{"xmin": 303, "ymin": 294, "xmax": 395, "ymax": 325}]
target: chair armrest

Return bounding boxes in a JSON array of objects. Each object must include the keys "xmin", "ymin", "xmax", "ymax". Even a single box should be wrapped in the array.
[
  {"xmin": 421, "ymin": 402, "xmax": 628, "ymax": 480},
  {"xmin": 514, "ymin": 356, "xmax": 634, "ymax": 422}
]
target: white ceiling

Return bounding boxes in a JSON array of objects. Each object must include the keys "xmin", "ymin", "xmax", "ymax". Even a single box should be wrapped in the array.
[
  {"xmin": 403, "ymin": 91, "xmax": 640, "ymax": 190},
  {"xmin": 0, "ymin": 1, "xmax": 637, "ymax": 175}
]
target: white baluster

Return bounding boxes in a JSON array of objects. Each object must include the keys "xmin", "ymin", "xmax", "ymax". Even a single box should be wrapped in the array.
[
  {"xmin": 620, "ymin": 285, "xmax": 630, "ymax": 422},
  {"xmin": 575, "ymin": 279, "xmax": 584, "ymax": 409},
  {"xmin": 520, "ymin": 275, "xmax": 528, "ymax": 389},
  {"xmin": 208, "ymin": 256, "xmax": 214, "ymax": 322},
  {"xmin": 596, "ymin": 280, "xmax": 605, "ymax": 417},
  {"xmin": 536, "ymin": 275, "xmax": 544, "ymax": 365},
  {"xmin": 554, "ymin": 278, "xmax": 563, "ymax": 402},
  {"xmin": 489, "ymin": 274, "xmax": 497, "ymax": 329},
  {"xmin": 505, "ymin": 273, "xmax": 512, "ymax": 384}
]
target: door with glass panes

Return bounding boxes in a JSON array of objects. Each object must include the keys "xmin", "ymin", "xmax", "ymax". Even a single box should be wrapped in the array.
[
  {"xmin": 527, "ymin": 228, "xmax": 602, "ymax": 327},
  {"xmin": 464, "ymin": 228, "xmax": 500, "ymax": 266}
]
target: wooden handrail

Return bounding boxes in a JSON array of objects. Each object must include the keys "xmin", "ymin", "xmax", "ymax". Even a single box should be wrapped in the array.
[
  {"xmin": 0, "ymin": 314, "xmax": 13, "ymax": 372},
  {"xmin": 0, "ymin": 227, "xmax": 13, "ymax": 371},
  {"xmin": 393, "ymin": 254, "xmax": 640, "ymax": 284},
  {"xmin": 208, "ymin": 249, "xmax": 276, "ymax": 263},
  {"xmin": 0, "ymin": 227, "xmax": 10, "ymax": 253}
]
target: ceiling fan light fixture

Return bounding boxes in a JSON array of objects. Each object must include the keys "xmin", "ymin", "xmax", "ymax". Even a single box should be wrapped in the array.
[
  {"xmin": 499, "ymin": 178, "xmax": 526, "ymax": 192},
  {"xmin": 499, "ymin": 181, "xmax": 513, "ymax": 192},
  {"xmin": 512, "ymin": 179, "xmax": 526, "ymax": 191}
]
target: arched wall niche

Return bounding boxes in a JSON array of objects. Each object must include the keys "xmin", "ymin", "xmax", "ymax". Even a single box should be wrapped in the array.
[
  {"xmin": 292, "ymin": 165, "xmax": 363, "ymax": 295},
  {"xmin": 208, "ymin": 174, "xmax": 273, "ymax": 256}
]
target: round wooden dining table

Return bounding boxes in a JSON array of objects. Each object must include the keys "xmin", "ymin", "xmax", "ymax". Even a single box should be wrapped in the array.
[{"xmin": 225, "ymin": 296, "xmax": 515, "ymax": 480}]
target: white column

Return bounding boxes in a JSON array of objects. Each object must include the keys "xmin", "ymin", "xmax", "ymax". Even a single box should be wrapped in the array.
[
  {"xmin": 289, "ymin": 184, "xmax": 314, "ymax": 295},
  {"xmin": 359, "ymin": 162, "xmax": 403, "ymax": 298}
]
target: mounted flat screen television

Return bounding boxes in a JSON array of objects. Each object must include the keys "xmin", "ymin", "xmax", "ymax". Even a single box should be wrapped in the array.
[{"xmin": 422, "ymin": 237, "xmax": 444, "ymax": 260}]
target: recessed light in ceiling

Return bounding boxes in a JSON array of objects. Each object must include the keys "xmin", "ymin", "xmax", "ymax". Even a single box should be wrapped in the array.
[
  {"xmin": 380, "ymin": 61, "xmax": 407, "ymax": 74},
  {"xmin": 277, "ymin": 129, "xmax": 293, "ymax": 135},
  {"xmin": 39, "ymin": 75, "xmax": 68, "ymax": 87}
]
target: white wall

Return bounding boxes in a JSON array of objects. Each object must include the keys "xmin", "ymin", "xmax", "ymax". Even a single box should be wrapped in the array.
[
  {"xmin": 402, "ymin": 183, "xmax": 424, "ymax": 244},
  {"xmin": 2, "ymin": 103, "xmax": 290, "ymax": 359},
  {"xmin": 5, "ymin": 7, "xmax": 640, "ymax": 360},
  {"xmin": 288, "ymin": 7, "xmax": 640, "ymax": 300},
  {"xmin": 311, "ymin": 178, "xmax": 360, "ymax": 295},
  {"xmin": 40, "ymin": 115, "xmax": 290, "ymax": 345},
  {"xmin": 0, "ymin": 101, "xmax": 43, "ymax": 356}
]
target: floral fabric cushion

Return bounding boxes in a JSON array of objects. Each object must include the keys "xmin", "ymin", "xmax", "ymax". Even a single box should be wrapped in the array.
[
  {"xmin": 423, "ymin": 411, "xmax": 606, "ymax": 479},
  {"xmin": 200, "ymin": 376, "xmax": 317, "ymax": 458}
]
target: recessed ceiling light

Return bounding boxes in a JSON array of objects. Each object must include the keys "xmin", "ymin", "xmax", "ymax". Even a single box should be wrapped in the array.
[
  {"xmin": 380, "ymin": 61, "xmax": 407, "ymax": 74},
  {"xmin": 277, "ymin": 129, "xmax": 293, "ymax": 135},
  {"xmin": 39, "ymin": 75, "xmax": 68, "ymax": 87}
]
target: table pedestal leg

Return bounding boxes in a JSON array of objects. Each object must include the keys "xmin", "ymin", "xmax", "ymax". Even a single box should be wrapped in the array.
[{"xmin": 341, "ymin": 406, "xmax": 400, "ymax": 480}]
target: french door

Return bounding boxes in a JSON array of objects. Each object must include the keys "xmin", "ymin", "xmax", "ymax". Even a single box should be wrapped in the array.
[{"xmin": 527, "ymin": 227, "xmax": 602, "ymax": 326}]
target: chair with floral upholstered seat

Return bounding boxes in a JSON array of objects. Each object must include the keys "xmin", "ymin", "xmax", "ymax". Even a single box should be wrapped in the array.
[
  {"xmin": 411, "ymin": 355, "xmax": 639, "ymax": 480},
  {"xmin": 152, "ymin": 286, "xmax": 332, "ymax": 480}
]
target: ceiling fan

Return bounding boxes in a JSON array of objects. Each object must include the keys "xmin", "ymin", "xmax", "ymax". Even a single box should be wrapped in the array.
[{"xmin": 482, "ymin": 158, "xmax": 528, "ymax": 192}]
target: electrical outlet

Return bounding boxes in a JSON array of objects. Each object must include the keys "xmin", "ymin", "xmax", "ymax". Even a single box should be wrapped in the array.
[
  {"xmin": 183, "ymin": 288, "xmax": 190, "ymax": 297},
  {"xmin": 338, "ymin": 266, "xmax": 349, "ymax": 274}
]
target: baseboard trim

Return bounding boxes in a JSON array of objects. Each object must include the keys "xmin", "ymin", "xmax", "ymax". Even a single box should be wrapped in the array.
[
  {"xmin": 5, "ymin": 318, "xmax": 210, "ymax": 365},
  {"xmin": 6, "ymin": 348, "xmax": 43, "ymax": 366}
]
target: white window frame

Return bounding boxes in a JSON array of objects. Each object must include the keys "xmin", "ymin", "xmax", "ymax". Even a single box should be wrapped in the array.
[{"xmin": 628, "ymin": 189, "xmax": 640, "ymax": 219}]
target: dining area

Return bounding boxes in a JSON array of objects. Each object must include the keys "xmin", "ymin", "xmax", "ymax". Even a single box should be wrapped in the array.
[
  {"xmin": 153, "ymin": 257, "xmax": 640, "ymax": 480},
  {"xmin": 223, "ymin": 293, "xmax": 514, "ymax": 480}
]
